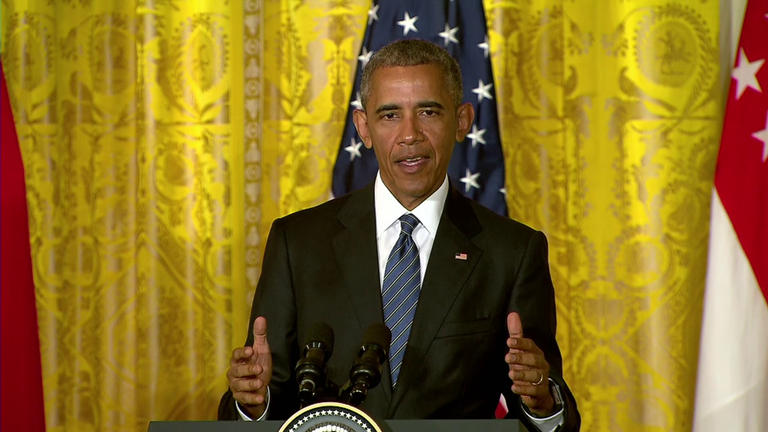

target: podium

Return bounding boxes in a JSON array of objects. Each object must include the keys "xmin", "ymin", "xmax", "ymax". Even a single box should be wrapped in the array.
[{"xmin": 148, "ymin": 420, "xmax": 528, "ymax": 432}]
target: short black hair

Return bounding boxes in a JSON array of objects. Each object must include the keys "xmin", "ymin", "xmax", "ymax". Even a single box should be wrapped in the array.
[{"xmin": 359, "ymin": 39, "xmax": 463, "ymax": 110}]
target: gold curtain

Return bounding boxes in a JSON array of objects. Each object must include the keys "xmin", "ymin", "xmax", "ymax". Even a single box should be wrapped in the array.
[
  {"xmin": 2, "ymin": 0, "xmax": 722, "ymax": 431},
  {"xmin": 2, "ymin": 0, "xmax": 248, "ymax": 430},
  {"xmin": 485, "ymin": 2, "xmax": 720, "ymax": 431}
]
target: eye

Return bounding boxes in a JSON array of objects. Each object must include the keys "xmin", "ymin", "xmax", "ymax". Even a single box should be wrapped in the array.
[
  {"xmin": 421, "ymin": 108, "xmax": 439, "ymax": 117},
  {"xmin": 381, "ymin": 112, "xmax": 397, "ymax": 120}
]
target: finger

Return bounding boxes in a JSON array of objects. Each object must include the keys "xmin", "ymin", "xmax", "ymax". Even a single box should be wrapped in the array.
[
  {"xmin": 509, "ymin": 363, "xmax": 531, "ymax": 371},
  {"xmin": 507, "ymin": 312, "xmax": 523, "ymax": 338},
  {"xmin": 234, "ymin": 391, "xmax": 267, "ymax": 406},
  {"xmin": 253, "ymin": 316, "xmax": 268, "ymax": 349},
  {"xmin": 508, "ymin": 369, "xmax": 545, "ymax": 384},
  {"xmin": 507, "ymin": 337, "xmax": 541, "ymax": 353},
  {"xmin": 231, "ymin": 377, "xmax": 265, "ymax": 393},
  {"xmin": 505, "ymin": 351, "xmax": 543, "ymax": 368},
  {"xmin": 229, "ymin": 363, "xmax": 264, "ymax": 379},
  {"xmin": 231, "ymin": 346, "xmax": 254, "ymax": 364}
]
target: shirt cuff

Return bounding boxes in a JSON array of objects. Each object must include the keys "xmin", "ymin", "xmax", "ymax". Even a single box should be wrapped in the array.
[
  {"xmin": 519, "ymin": 379, "xmax": 565, "ymax": 432},
  {"xmin": 235, "ymin": 386, "xmax": 271, "ymax": 421}
]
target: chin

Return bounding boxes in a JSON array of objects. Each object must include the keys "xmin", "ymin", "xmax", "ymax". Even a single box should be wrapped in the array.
[{"xmin": 402, "ymin": 185, "xmax": 435, "ymax": 199}]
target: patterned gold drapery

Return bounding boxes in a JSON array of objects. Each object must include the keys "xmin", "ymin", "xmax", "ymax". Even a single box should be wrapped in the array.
[
  {"xmin": 2, "ymin": 1, "xmax": 723, "ymax": 431},
  {"xmin": 2, "ymin": 1, "xmax": 248, "ymax": 429},
  {"xmin": 486, "ymin": 2, "xmax": 721, "ymax": 430}
]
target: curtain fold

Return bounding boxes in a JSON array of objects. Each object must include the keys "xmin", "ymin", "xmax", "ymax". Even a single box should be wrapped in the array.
[
  {"xmin": 485, "ymin": 2, "xmax": 721, "ymax": 430},
  {"xmin": 2, "ymin": 1, "xmax": 247, "ymax": 429},
  {"xmin": 1, "ymin": 1, "xmax": 723, "ymax": 431}
]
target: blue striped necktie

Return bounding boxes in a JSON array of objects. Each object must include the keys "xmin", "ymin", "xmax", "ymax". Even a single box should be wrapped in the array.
[{"xmin": 382, "ymin": 213, "xmax": 422, "ymax": 387}]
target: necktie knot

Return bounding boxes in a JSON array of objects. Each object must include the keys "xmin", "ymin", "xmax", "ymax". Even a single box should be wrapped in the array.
[{"xmin": 398, "ymin": 213, "xmax": 420, "ymax": 237}]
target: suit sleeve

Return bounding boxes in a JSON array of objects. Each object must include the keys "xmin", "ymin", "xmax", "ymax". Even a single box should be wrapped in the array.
[
  {"xmin": 218, "ymin": 218, "xmax": 301, "ymax": 420},
  {"xmin": 501, "ymin": 230, "xmax": 581, "ymax": 432}
]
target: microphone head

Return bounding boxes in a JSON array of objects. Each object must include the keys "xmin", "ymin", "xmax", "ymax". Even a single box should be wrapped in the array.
[
  {"xmin": 363, "ymin": 323, "xmax": 391, "ymax": 356},
  {"xmin": 305, "ymin": 322, "xmax": 334, "ymax": 355}
]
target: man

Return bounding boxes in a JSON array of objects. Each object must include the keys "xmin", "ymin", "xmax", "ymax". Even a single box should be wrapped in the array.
[{"xmin": 219, "ymin": 39, "xmax": 580, "ymax": 431}]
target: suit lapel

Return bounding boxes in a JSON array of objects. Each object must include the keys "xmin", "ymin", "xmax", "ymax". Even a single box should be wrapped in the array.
[
  {"xmin": 331, "ymin": 184, "xmax": 393, "ymax": 403},
  {"xmin": 388, "ymin": 186, "xmax": 483, "ymax": 415}
]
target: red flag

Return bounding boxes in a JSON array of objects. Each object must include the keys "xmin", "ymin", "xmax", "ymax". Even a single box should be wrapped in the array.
[
  {"xmin": 1, "ymin": 64, "xmax": 47, "ymax": 430},
  {"xmin": 694, "ymin": 1, "xmax": 768, "ymax": 431}
]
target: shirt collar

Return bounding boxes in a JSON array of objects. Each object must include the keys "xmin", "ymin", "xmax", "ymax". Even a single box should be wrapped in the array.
[{"xmin": 374, "ymin": 172, "xmax": 448, "ymax": 238}]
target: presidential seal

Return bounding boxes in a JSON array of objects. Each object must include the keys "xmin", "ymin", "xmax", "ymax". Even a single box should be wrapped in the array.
[{"xmin": 279, "ymin": 402, "xmax": 383, "ymax": 432}]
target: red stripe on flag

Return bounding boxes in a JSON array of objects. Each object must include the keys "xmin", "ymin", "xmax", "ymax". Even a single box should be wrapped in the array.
[
  {"xmin": 714, "ymin": 0, "xmax": 768, "ymax": 300},
  {"xmin": 495, "ymin": 394, "xmax": 508, "ymax": 419},
  {"xmin": 1, "ymin": 64, "xmax": 47, "ymax": 431}
]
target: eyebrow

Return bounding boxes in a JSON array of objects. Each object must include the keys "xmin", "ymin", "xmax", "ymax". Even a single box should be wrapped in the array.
[{"xmin": 374, "ymin": 100, "xmax": 445, "ymax": 114}]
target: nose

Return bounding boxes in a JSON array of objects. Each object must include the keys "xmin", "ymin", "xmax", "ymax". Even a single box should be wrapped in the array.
[{"xmin": 398, "ymin": 115, "xmax": 424, "ymax": 145}]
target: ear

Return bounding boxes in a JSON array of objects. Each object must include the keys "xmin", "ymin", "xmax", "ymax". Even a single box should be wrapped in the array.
[
  {"xmin": 455, "ymin": 102, "xmax": 475, "ymax": 142},
  {"xmin": 352, "ymin": 110, "xmax": 373, "ymax": 149}
]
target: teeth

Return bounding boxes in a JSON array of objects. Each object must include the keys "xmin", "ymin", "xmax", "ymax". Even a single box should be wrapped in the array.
[{"xmin": 399, "ymin": 157, "xmax": 423, "ymax": 166}]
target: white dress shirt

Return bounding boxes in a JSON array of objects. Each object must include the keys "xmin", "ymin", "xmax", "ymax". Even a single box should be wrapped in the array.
[{"xmin": 373, "ymin": 171, "xmax": 448, "ymax": 286}]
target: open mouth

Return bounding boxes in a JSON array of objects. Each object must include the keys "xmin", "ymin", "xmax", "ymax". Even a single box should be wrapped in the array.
[{"xmin": 400, "ymin": 157, "xmax": 425, "ymax": 167}]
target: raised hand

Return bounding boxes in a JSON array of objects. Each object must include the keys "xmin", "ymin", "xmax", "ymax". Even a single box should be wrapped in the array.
[
  {"xmin": 505, "ymin": 312, "xmax": 555, "ymax": 417},
  {"xmin": 227, "ymin": 316, "xmax": 273, "ymax": 419}
]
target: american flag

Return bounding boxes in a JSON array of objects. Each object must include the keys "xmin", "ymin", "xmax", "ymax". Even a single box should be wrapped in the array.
[{"xmin": 332, "ymin": 0, "xmax": 508, "ymax": 216}]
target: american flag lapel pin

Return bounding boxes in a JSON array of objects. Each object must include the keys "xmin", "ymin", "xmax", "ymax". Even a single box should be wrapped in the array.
[{"xmin": 455, "ymin": 252, "xmax": 468, "ymax": 260}]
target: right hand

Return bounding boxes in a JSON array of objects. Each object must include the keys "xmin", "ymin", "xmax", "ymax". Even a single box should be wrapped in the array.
[{"xmin": 227, "ymin": 316, "xmax": 273, "ymax": 419}]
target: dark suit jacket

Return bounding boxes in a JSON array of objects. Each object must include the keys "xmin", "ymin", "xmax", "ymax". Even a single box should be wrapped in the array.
[{"xmin": 219, "ymin": 182, "xmax": 580, "ymax": 431}]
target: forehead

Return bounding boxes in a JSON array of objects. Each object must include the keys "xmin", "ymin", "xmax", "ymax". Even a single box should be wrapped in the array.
[{"xmin": 367, "ymin": 64, "xmax": 452, "ymax": 106}]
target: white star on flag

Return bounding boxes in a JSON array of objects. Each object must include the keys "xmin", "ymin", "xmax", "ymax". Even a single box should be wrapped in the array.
[
  {"xmin": 351, "ymin": 92, "xmax": 363, "ymax": 110},
  {"xmin": 439, "ymin": 23, "xmax": 459, "ymax": 46},
  {"xmin": 472, "ymin": 79, "xmax": 493, "ymax": 103},
  {"xmin": 345, "ymin": 138, "xmax": 363, "ymax": 161},
  {"xmin": 358, "ymin": 47, "xmax": 373, "ymax": 68},
  {"xmin": 460, "ymin": 168, "xmax": 481, "ymax": 192},
  {"xmin": 466, "ymin": 125, "xmax": 487, "ymax": 147},
  {"xmin": 694, "ymin": 0, "xmax": 768, "ymax": 429},
  {"xmin": 732, "ymin": 48, "xmax": 764, "ymax": 100},
  {"xmin": 500, "ymin": 188, "xmax": 507, "ymax": 198},
  {"xmin": 478, "ymin": 36, "xmax": 490, "ymax": 59},
  {"xmin": 333, "ymin": 1, "xmax": 508, "ymax": 215},
  {"xmin": 397, "ymin": 12, "xmax": 418, "ymax": 36},
  {"xmin": 752, "ymin": 111, "xmax": 768, "ymax": 162},
  {"xmin": 368, "ymin": 4, "xmax": 379, "ymax": 24}
]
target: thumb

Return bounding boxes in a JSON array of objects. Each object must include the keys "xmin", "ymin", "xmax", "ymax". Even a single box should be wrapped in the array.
[
  {"xmin": 253, "ymin": 316, "xmax": 269, "ymax": 349},
  {"xmin": 507, "ymin": 312, "xmax": 524, "ymax": 338}
]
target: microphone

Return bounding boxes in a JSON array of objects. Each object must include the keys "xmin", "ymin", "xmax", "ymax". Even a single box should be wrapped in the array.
[
  {"xmin": 295, "ymin": 322, "xmax": 334, "ymax": 406},
  {"xmin": 346, "ymin": 323, "xmax": 391, "ymax": 406}
]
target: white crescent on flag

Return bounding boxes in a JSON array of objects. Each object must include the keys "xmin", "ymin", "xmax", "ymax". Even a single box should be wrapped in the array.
[{"xmin": 694, "ymin": 1, "xmax": 768, "ymax": 431}]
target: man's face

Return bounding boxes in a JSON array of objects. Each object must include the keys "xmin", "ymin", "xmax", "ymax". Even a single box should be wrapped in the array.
[{"xmin": 353, "ymin": 64, "xmax": 474, "ymax": 210}]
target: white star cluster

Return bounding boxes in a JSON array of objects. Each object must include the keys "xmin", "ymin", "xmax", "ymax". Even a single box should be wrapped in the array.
[{"xmin": 341, "ymin": 6, "xmax": 507, "ymax": 205}]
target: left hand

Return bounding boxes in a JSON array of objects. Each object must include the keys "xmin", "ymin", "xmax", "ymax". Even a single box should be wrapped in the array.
[{"xmin": 505, "ymin": 312, "xmax": 555, "ymax": 417}]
